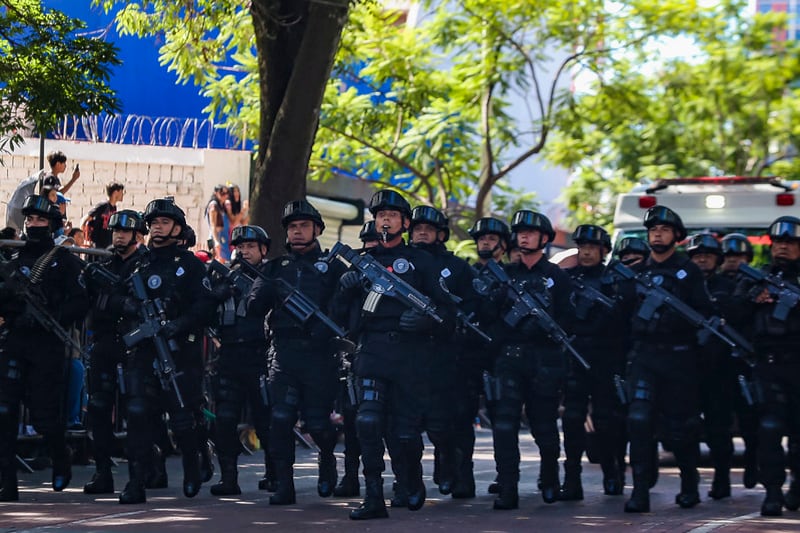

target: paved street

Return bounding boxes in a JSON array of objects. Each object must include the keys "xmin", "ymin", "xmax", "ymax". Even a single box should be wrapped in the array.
[{"xmin": 1, "ymin": 429, "xmax": 797, "ymax": 532}]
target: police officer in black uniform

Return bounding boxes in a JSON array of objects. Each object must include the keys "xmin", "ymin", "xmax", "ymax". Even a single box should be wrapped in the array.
[
  {"xmin": 247, "ymin": 200, "xmax": 345, "ymax": 506},
  {"xmin": 207, "ymin": 225, "xmax": 273, "ymax": 496},
  {"xmin": 466, "ymin": 217, "xmax": 511, "ymax": 497},
  {"xmin": 623, "ymin": 206, "xmax": 712, "ymax": 513},
  {"xmin": 82, "ymin": 210, "xmax": 150, "ymax": 495},
  {"xmin": 0, "ymin": 195, "xmax": 89, "ymax": 501},
  {"xmin": 337, "ymin": 189, "xmax": 455, "ymax": 520},
  {"xmin": 487, "ymin": 210, "xmax": 573, "ymax": 510},
  {"xmin": 409, "ymin": 206, "xmax": 478, "ymax": 499},
  {"xmin": 734, "ymin": 216, "xmax": 800, "ymax": 516},
  {"xmin": 560, "ymin": 224, "xmax": 628, "ymax": 500},
  {"xmin": 118, "ymin": 198, "xmax": 215, "ymax": 504},
  {"xmin": 719, "ymin": 233, "xmax": 759, "ymax": 489},
  {"xmin": 332, "ymin": 221, "xmax": 380, "ymax": 499},
  {"xmin": 615, "ymin": 236, "xmax": 650, "ymax": 266},
  {"xmin": 686, "ymin": 233, "xmax": 738, "ymax": 500}
]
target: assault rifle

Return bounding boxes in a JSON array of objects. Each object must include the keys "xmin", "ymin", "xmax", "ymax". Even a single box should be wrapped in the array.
[
  {"xmin": 572, "ymin": 275, "xmax": 616, "ymax": 320},
  {"xmin": 235, "ymin": 257, "xmax": 351, "ymax": 343},
  {"xmin": 122, "ymin": 271, "xmax": 185, "ymax": 407},
  {"xmin": 482, "ymin": 260, "xmax": 589, "ymax": 370},
  {"xmin": 326, "ymin": 242, "xmax": 443, "ymax": 324},
  {"xmin": 610, "ymin": 261, "xmax": 755, "ymax": 359},
  {"xmin": 738, "ymin": 263, "xmax": 800, "ymax": 321},
  {"xmin": 0, "ymin": 255, "xmax": 88, "ymax": 359},
  {"xmin": 437, "ymin": 277, "xmax": 492, "ymax": 343},
  {"xmin": 207, "ymin": 259, "xmax": 256, "ymax": 326}
]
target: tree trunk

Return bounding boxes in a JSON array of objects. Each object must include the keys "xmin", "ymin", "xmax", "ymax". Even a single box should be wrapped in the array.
[{"xmin": 249, "ymin": 0, "xmax": 350, "ymax": 257}]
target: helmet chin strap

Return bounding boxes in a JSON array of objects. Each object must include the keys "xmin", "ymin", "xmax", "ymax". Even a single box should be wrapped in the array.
[
  {"xmin": 519, "ymin": 235, "xmax": 545, "ymax": 254},
  {"xmin": 380, "ymin": 224, "xmax": 404, "ymax": 243},
  {"xmin": 478, "ymin": 241, "xmax": 504, "ymax": 259},
  {"xmin": 114, "ymin": 236, "xmax": 138, "ymax": 255}
]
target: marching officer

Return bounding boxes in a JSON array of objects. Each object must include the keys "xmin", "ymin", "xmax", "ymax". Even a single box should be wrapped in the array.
[
  {"xmin": 487, "ymin": 210, "xmax": 573, "ymax": 510},
  {"xmin": 623, "ymin": 206, "xmax": 712, "ymax": 513},
  {"xmin": 207, "ymin": 225, "xmax": 273, "ymax": 496},
  {"xmin": 719, "ymin": 233, "xmax": 759, "ymax": 489},
  {"xmin": 614, "ymin": 236, "xmax": 650, "ymax": 266},
  {"xmin": 0, "ymin": 195, "xmax": 89, "ymax": 500},
  {"xmin": 409, "ymin": 206, "xmax": 478, "ymax": 499},
  {"xmin": 734, "ymin": 216, "xmax": 800, "ymax": 516},
  {"xmin": 686, "ymin": 233, "xmax": 738, "ymax": 500},
  {"xmin": 560, "ymin": 224, "xmax": 628, "ymax": 499},
  {"xmin": 336, "ymin": 189, "xmax": 455, "ymax": 520},
  {"xmin": 118, "ymin": 198, "xmax": 216, "ymax": 504},
  {"xmin": 82, "ymin": 210, "xmax": 150, "ymax": 495},
  {"xmin": 247, "ymin": 200, "xmax": 345, "ymax": 505}
]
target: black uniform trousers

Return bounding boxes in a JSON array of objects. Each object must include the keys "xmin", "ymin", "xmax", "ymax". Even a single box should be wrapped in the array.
[
  {"xmin": 492, "ymin": 343, "xmax": 565, "ymax": 488},
  {"xmin": 86, "ymin": 336, "xmax": 126, "ymax": 470},
  {"xmin": 755, "ymin": 357, "xmax": 800, "ymax": 488},
  {"xmin": 213, "ymin": 341, "xmax": 271, "ymax": 461}
]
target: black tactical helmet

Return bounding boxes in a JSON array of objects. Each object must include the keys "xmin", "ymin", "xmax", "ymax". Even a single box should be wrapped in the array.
[
  {"xmin": 231, "ymin": 225, "xmax": 271, "ymax": 247},
  {"xmin": 410, "ymin": 205, "xmax": 450, "ymax": 241},
  {"xmin": 368, "ymin": 189, "xmax": 412, "ymax": 218},
  {"xmin": 510, "ymin": 210, "xmax": 555, "ymax": 241},
  {"xmin": 468, "ymin": 217, "xmax": 511, "ymax": 244},
  {"xmin": 720, "ymin": 233, "xmax": 753, "ymax": 261},
  {"xmin": 572, "ymin": 224, "xmax": 611, "ymax": 252},
  {"xmin": 614, "ymin": 236, "xmax": 650, "ymax": 260},
  {"xmin": 767, "ymin": 215, "xmax": 800, "ymax": 241},
  {"xmin": 643, "ymin": 205, "xmax": 686, "ymax": 241},
  {"xmin": 143, "ymin": 198, "xmax": 187, "ymax": 227},
  {"xmin": 108, "ymin": 209, "xmax": 148, "ymax": 235},
  {"xmin": 21, "ymin": 194, "xmax": 61, "ymax": 221},
  {"xmin": 281, "ymin": 199, "xmax": 325, "ymax": 232},
  {"xmin": 359, "ymin": 220, "xmax": 379, "ymax": 243},
  {"xmin": 182, "ymin": 226, "xmax": 197, "ymax": 248},
  {"xmin": 686, "ymin": 233, "xmax": 721, "ymax": 257}
]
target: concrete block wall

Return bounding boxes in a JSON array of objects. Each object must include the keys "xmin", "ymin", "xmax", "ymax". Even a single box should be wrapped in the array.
[{"xmin": 0, "ymin": 138, "xmax": 252, "ymax": 242}]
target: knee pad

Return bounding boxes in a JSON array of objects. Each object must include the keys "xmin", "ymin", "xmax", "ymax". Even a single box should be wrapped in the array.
[
  {"xmin": 270, "ymin": 403, "xmax": 296, "ymax": 431},
  {"xmin": 627, "ymin": 401, "xmax": 652, "ymax": 435},
  {"xmin": 168, "ymin": 409, "xmax": 196, "ymax": 433},
  {"xmin": 631, "ymin": 379, "xmax": 652, "ymax": 402},
  {"xmin": 356, "ymin": 400, "xmax": 383, "ymax": 442}
]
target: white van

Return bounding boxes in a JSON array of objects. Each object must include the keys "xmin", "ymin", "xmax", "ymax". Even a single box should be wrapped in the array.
[{"xmin": 612, "ymin": 176, "xmax": 800, "ymax": 250}]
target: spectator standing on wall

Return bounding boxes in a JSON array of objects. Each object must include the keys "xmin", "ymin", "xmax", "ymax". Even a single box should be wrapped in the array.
[
  {"xmin": 38, "ymin": 150, "xmax": 81, "ymax": 195},
  {"xmin": 81, "ymin": 182, "xmax": 125, "ymax": 250},
  {"xmin": 206, "ymin": 184, "xmax": 232, "ymax": 262}
]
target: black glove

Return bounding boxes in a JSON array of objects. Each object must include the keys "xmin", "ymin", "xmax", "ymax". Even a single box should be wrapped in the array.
[
  {"xmin": 339, "ymin": 271, "xmax": 362, "ymax": 290},
  {"xmin": 211, "ymin": 281, "xmax": 236, "ymax": 302},
  {"xmin": 160, "ymin": 320, "xmax": 182, "ymax": 339},
  {"xmin": 399, "ymin": 308, "xmax": 433, "ymax": 333},
  {"xmin": 121, "ymin": 297, "xmax": 140, "ymax": 319}
]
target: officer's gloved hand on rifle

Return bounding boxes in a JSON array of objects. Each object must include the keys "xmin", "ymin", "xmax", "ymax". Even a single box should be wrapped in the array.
[
  {"xmin": 339, "ymin": 271, "xmax": 362, "ymax": 291},
  {"xmin": 210, "ymin": 280, "xmax": 237, "ymax": 302},
  {"xmin": 160, "ymin": 319, "xmax": 185, "ymax": 339},
  {"xmin": 399, "ymin": 308, "xmax": 434, "ymax": 333},
  {"xmin": 120, "ymin": 297, "xmax": 140, "ymax": 319}
]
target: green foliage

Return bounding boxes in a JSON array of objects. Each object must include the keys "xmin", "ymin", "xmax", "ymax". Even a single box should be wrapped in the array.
[
  {"xmin": 0, "ymin": 0, "xmax": 121, "ymax": 152},
  {"xmin": 549, "ymin": 4, "xmax": 800, "ymax": 229}
]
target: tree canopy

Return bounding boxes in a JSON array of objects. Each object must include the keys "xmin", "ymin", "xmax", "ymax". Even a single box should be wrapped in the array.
[{"xmin": 0, "ymin": 0, "xmax": 121, "ymax": 152}]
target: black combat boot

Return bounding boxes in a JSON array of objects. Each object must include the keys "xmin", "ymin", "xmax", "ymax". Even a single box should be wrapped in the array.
[
  {"xmin": 493, "ymin": 480, "xmax": 519, "ymax": 510},
  {"xmin": 350, "ymin": 475, "xmax": 388, "ymax": 520},
  {"xmin": 317, "ymin": 452, "xmax": 338, "ymax": 498},
  {"xmin": 601, "ymin": 458, "xmax": 624, "ymax": 496},
  {"xmin": 708, "ymin": 470, "xmax": 731, "ymax": 500},
  {"xmin": 84, "ymin": 466, "xmax": 115, "ymax": 494},
  {"xmin": 389, "ymin": 454, "xmax": 408, "ymax": 508},
  {"xmin": 269, "ymin": 462, "xmax": 296, "ymax": 505},
  {"xmin": 648, "ymin": 441, "xmax": 659, "ymax": 489},
  {"xmin": 539, "ymin": 453, "xmax": 560, "ymax": 504},
  {"xmin": 784, "ymin": 477, "xmax": 800, "ymax": 511},
  {"xmin": 487, "ymin": 476, "xmax": 501, "ymax": 494},
  {"xmin": 0, "ymin": 462, "xmax": 18, "ymax": 502},
  {"xmin": 451, "ymin": 461, "xmax": 476, "ymax": 499},
  {"xmin": 119, "ymin": 461, "xmax": 147, "ymax": 504},
  {"xmin": 333, "ymin": 455, "xmax": 360, "ymax": 497},
  {"xmin": 181, "ymin": 450, "xmax": 202, "ymax": 498},
  {"xmin": 675, "ymin": 467, "xmax": 700, "ymax": 508},
  {"xmin": 761, "ymin": 485, "xmax": 784, "ymax": 517},
  {"xmin": 199, "ymin": 439, "xmax": 215, "ymax": 483},
  {"xmin": 258, "ymin": 456, "xmax": 277, "ymax": 491},
  {"xmin": 406, "ymin": 458, "xmax": 426, "ymax": 511},
  {"xmin": 742, "ymin": 448, "xmax": 758, "ymax": 489},
  {"xmin": 210, "ymin": 456, "xmax": 241, "ymax": 496},
  {"xmin": 50, "ymin": 440, "xmax": 72, "ymax": 492},
  {"xmin": 559, "ymin": 462, "xmax": 584, "ymax": 501},
  {"xmin": 624, "ymin": 465, "xmax": 650, "ymax": 513},
  {"xmin": 146, "ymin": 447, "xmax": 168, "ymax": 489}
]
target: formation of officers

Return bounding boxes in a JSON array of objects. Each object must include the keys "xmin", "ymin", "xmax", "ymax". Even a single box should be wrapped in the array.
[{"xmin": 0, "ymin": 188, "xmax": 799, "ymax": 520}]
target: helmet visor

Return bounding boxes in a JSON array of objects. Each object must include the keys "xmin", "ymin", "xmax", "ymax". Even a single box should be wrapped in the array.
[
  {"xmin": 109, "ymin": 212, "xmax": 140, "ymax": 230},
  {"xmin": 769, "ymin": 221, "xmax": 800, "ymax": 240},
  {"xmin": 721, "ymin": 237, "xmax": 749, "ymax": 255},
  {"xmin": 232, "ymin": 226, "xmax": 262, "ymax": 243}
]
